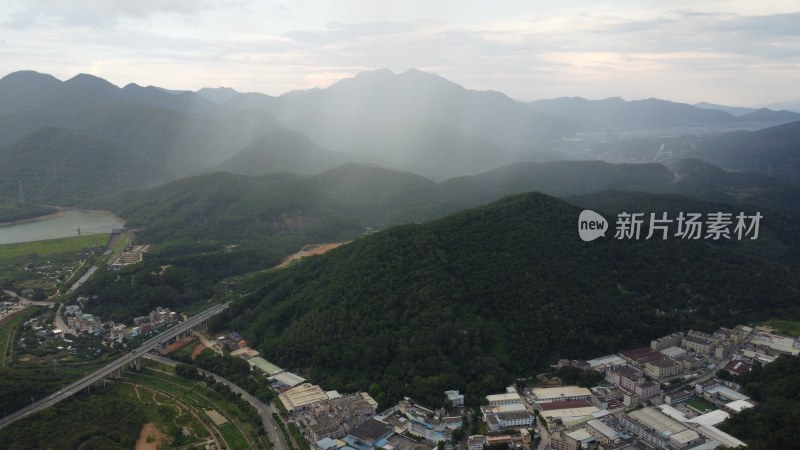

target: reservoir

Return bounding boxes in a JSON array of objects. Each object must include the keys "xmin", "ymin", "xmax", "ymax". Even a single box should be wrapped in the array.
[{"xmin": 0, "ymin": 210, "xmax": 125, "ymax": 245}]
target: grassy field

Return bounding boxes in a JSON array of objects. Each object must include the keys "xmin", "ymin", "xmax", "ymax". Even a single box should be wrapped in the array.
[
  {"xmin": 0, "ymin": 234, "xmax": 109, "ymax": 297},
  {"xmin": 757, "ymin": 319, "xmax": 800, "ymax": 337},
  {"xmin": 117, "ymin": 382, "xmax": 211, "ymax": 448},
  {"xmin": 686, "ymin": 398, "xmax": 715, "ymax": 413},
  {"xmin": 0, "ymin": 234, "xmax": 108, "ymax": 261},
  {"xmin": 0, "ymin": 307, "xmax": 38, "ymax": 367},
  {"xmin": 125, "ymin": 361, "xmax": 265, "ymax": 449}
]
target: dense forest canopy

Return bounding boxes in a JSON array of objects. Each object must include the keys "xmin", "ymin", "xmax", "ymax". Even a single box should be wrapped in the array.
[{"xmin": 218, "ymin": 192, "xmax": 800, "ymax": 407}]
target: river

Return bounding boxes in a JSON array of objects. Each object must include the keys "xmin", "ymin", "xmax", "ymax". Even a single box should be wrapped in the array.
[{"xmin": 0, "ymin": 210, "xmax": 125, "ymax": 245}]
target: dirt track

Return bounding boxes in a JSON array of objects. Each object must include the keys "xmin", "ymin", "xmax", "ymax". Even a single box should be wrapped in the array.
[{"xmin": 274, "ymin": 242, "xmax": 348, "ymax": 269}]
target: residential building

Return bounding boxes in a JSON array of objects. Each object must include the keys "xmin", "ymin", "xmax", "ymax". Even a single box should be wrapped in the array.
[
  {"xmin": 408, "ymin": 418, "xmax": 447, "ymax": 442},
  {"xmin": 644, "ymin": 357, "xmax": 682, "ymax": 381},
  {"xmin": 676, "ymin": 354, "xmax": 704, "ymax": 371},
  {"xmin": 445, "ymin": 390, "xmax": 464, "ymax": 408},
  {"xmin": 468, "ymin": 435, "xmax": 486, "ymax": 450},
  {"xmin": 733, "ymin": 325, "xmax": 753, "ymax": 342},
  {"xmin": 552, "ymin": 429, "xmax": 594, "ymax": 450},
  {"xmin": 591, "ymin": 386, "xmax": 623, "ymax": 410},
  {"xmin": 694, "ymin": 379, "xmax": 720, "ymax": 396},
  {"xmin": 442, "ymin": 416, "xmax": 463, "ymax": 430},
  {"xmin": 651, "ymin": 332, "xmax": 684, "ymax": 352},
  {"xmin": 714, "ymin": 339, "xmax": 735, "ymax": 360},
  {"xmin": 664, "ymin": 389, "xmax": 694, "ymax": 405},
  {"xmin": 682, "ymin": 331, "xmax": 716, "ymax": 356},
  {"xmin": 634, "ymin": 382, "xmax": 660, "ymax": 399},
  {"xmin": 606, "ymin": 365, "xmax": 644, "ymax": 392},
  {"xmin": 621, "ymin": 348, "xmax": 664, "ymax": 368},
  {"xmin": 133, "ymin": 315, "xmax": 150, "ymax": 326},
  {"xmin": 621, "ymin": 408, "xmax": 702, "ymax": 449},
  {"xmin": 495, "ymin": 411, "xmax": 533, "ymax": 429},
  {"xmin": 587, "ymin": 419, "xmax": 623, "ymax": 446}
]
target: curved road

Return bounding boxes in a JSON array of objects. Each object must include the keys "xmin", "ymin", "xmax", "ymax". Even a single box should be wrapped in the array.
[{"xmin": 145, "ymin": 353, "xmax": 289, "ymax": 450}]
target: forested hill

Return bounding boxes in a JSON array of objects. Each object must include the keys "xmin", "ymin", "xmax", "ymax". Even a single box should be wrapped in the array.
[
  {"xmin": 221, "ymin": 192, "xmax": 800, "ymax": 407},
  {"xmin": 92, "ymin": 159, "xmax": 799, "ymax": 248}
]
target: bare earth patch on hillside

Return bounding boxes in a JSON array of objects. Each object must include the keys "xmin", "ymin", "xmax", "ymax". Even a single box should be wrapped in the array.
[
  {"xmin": 275, "ymin": 242, "xmax": 348, "ymax": 269},
  {"xmin": 190, "ymin": 343, "xmax": 205, "ymax": 360},
  {"xmin": 135, "ymin": 422, "xmax": 167, "ymax": 450}
]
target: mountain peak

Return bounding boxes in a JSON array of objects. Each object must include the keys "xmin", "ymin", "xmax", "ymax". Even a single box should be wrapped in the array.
[
  {"xmin": 64, "ymin": 73, "xmax": 119, "ymax": 91},
  {"xmin": 0, "ymin": 70, "xmax": 61, "ymax": 85},
  {"xmin": 196, "ymin": 86, "xmax": 241, "ymax": 103},
  {"xmin": 355, "ymin": 68, "xmax": 396, "ymax": 78}
]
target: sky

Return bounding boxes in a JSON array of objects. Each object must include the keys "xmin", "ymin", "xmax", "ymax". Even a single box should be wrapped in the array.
[{"xmin": 1, "ymin": 0, "xmax": 798, "ymax": 105}]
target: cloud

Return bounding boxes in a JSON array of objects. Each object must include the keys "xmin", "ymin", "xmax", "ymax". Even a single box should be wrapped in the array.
[
  {"xmin": 6, "ymin": 0, "xmax": 219, "ymax": 28},
  {"xmin": 0, "ymin": 2, "xmax": 798, "ymax": 104}
]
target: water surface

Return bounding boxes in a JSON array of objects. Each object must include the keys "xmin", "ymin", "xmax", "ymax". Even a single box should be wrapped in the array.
[{"xmin": 0, "ymin": 210, "xmax": 124, "ymax": 245}]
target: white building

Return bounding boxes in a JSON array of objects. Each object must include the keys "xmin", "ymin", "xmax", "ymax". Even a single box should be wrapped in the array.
[
  {"xmin": 468, "ymin": 435, "xmax": 486, "ymax": 450},
  {"xmin": 445, "ymin": 390, "xmax": 464, "ymax": 407},
  {"xmin": 486, "ymin": 392, "xmax": 522, "ymax": 406},
  {"xmin": 530, "ymin": 386, "xmax": 592, "ymax": 403},
  {"xmin": 495, "ymin": 412, "xmax": 533, "ymax": 429}
]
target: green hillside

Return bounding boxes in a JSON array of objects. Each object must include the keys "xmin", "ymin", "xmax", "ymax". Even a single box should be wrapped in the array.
[
  {"xmin": 690, "ymin": 121, "xmax": 800, "ymax": 185},
  {"xmin": 91, "ymin": 159, "xmax": 799, "ymax": 250},
  {"xmin": 719, "ymin": 355, "xmax": 800, "ymax": 450},
  {"xmin": 0, "ymin": 127, "xmax": 166, "ymax": 206},
  {"xmin": 219, "ymin": 192, "xmax": 800, "ymax": 407}
]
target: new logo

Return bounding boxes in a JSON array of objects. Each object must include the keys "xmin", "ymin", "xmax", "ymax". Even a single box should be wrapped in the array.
[{"xmin": 578, "ymin": 210, "xmax": 608, "ymax": 242}]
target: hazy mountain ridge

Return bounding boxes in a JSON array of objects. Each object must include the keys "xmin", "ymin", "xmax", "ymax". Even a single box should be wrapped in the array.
[
  {"xmin": 88, "ymin": 158, "xmax": 799, "ymax": 250},
  {"xmin": 0, "ymin": 127, "xmax": 166, "ymax": 205},
  {"xmin": 530, "ymin": 96, "xmax": 800, "ymax": 131},
  {"xmin": 2, "ymin": 68, "xmax": 800, "ymax": 213},
  {"xmin": 689, "ymin": 121, "xmax": 800, "ymax": 185},
  {"xmin": 694, "ymin": 102, "xmax": 757, "ymax": 116}
]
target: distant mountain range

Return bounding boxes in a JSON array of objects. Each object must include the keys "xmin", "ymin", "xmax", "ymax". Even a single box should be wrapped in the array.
[
  {"xmin": 1, "ymin": 68, "xmax": 799, "ymax": 209},
  {"xmin": 530, "ymin": 96, "xmax": 800, "ymax": 131},
  {"xmin": 690, "ymin": 121, "xmax": 800, "ymax": 185}
]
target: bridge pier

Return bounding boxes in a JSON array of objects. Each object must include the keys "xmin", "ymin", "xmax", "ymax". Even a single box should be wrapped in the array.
[{"xmin": 128, "ymin": 357, "xmax": 141, "ymax": 371}]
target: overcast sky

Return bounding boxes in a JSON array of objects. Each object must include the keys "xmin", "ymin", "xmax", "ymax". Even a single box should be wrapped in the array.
[{"xmin": 1, "ymin": 1, "xmax": 798, "ymax": 105}]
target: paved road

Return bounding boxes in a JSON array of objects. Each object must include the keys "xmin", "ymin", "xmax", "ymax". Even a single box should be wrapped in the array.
[
  {"xmin": 145, "ymin": 353, "xmax": 290, "ymax": 450},
  {"xmin": 0, "ymin": 302, "xmax": 230, "ymax": 430},
  {"xmin": 53, "ymin": 303, "xmax": 77, "ymax": 335},
  {"xmin": 3, "ymin": 290, "xmax": 52, "ymax": 307},
  {"xmin": 68, "ymin": 265, "xmax": 97, "ymax": 292}
]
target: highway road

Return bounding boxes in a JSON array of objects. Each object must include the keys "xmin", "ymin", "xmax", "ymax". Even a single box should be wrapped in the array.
[
  {"xmin": 0, "ymin": 302, "xmax": 229, "ymax": 430},
  {"xmin": 145, "ymin": 353, "xmax": 290, "ymax": 450}
]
